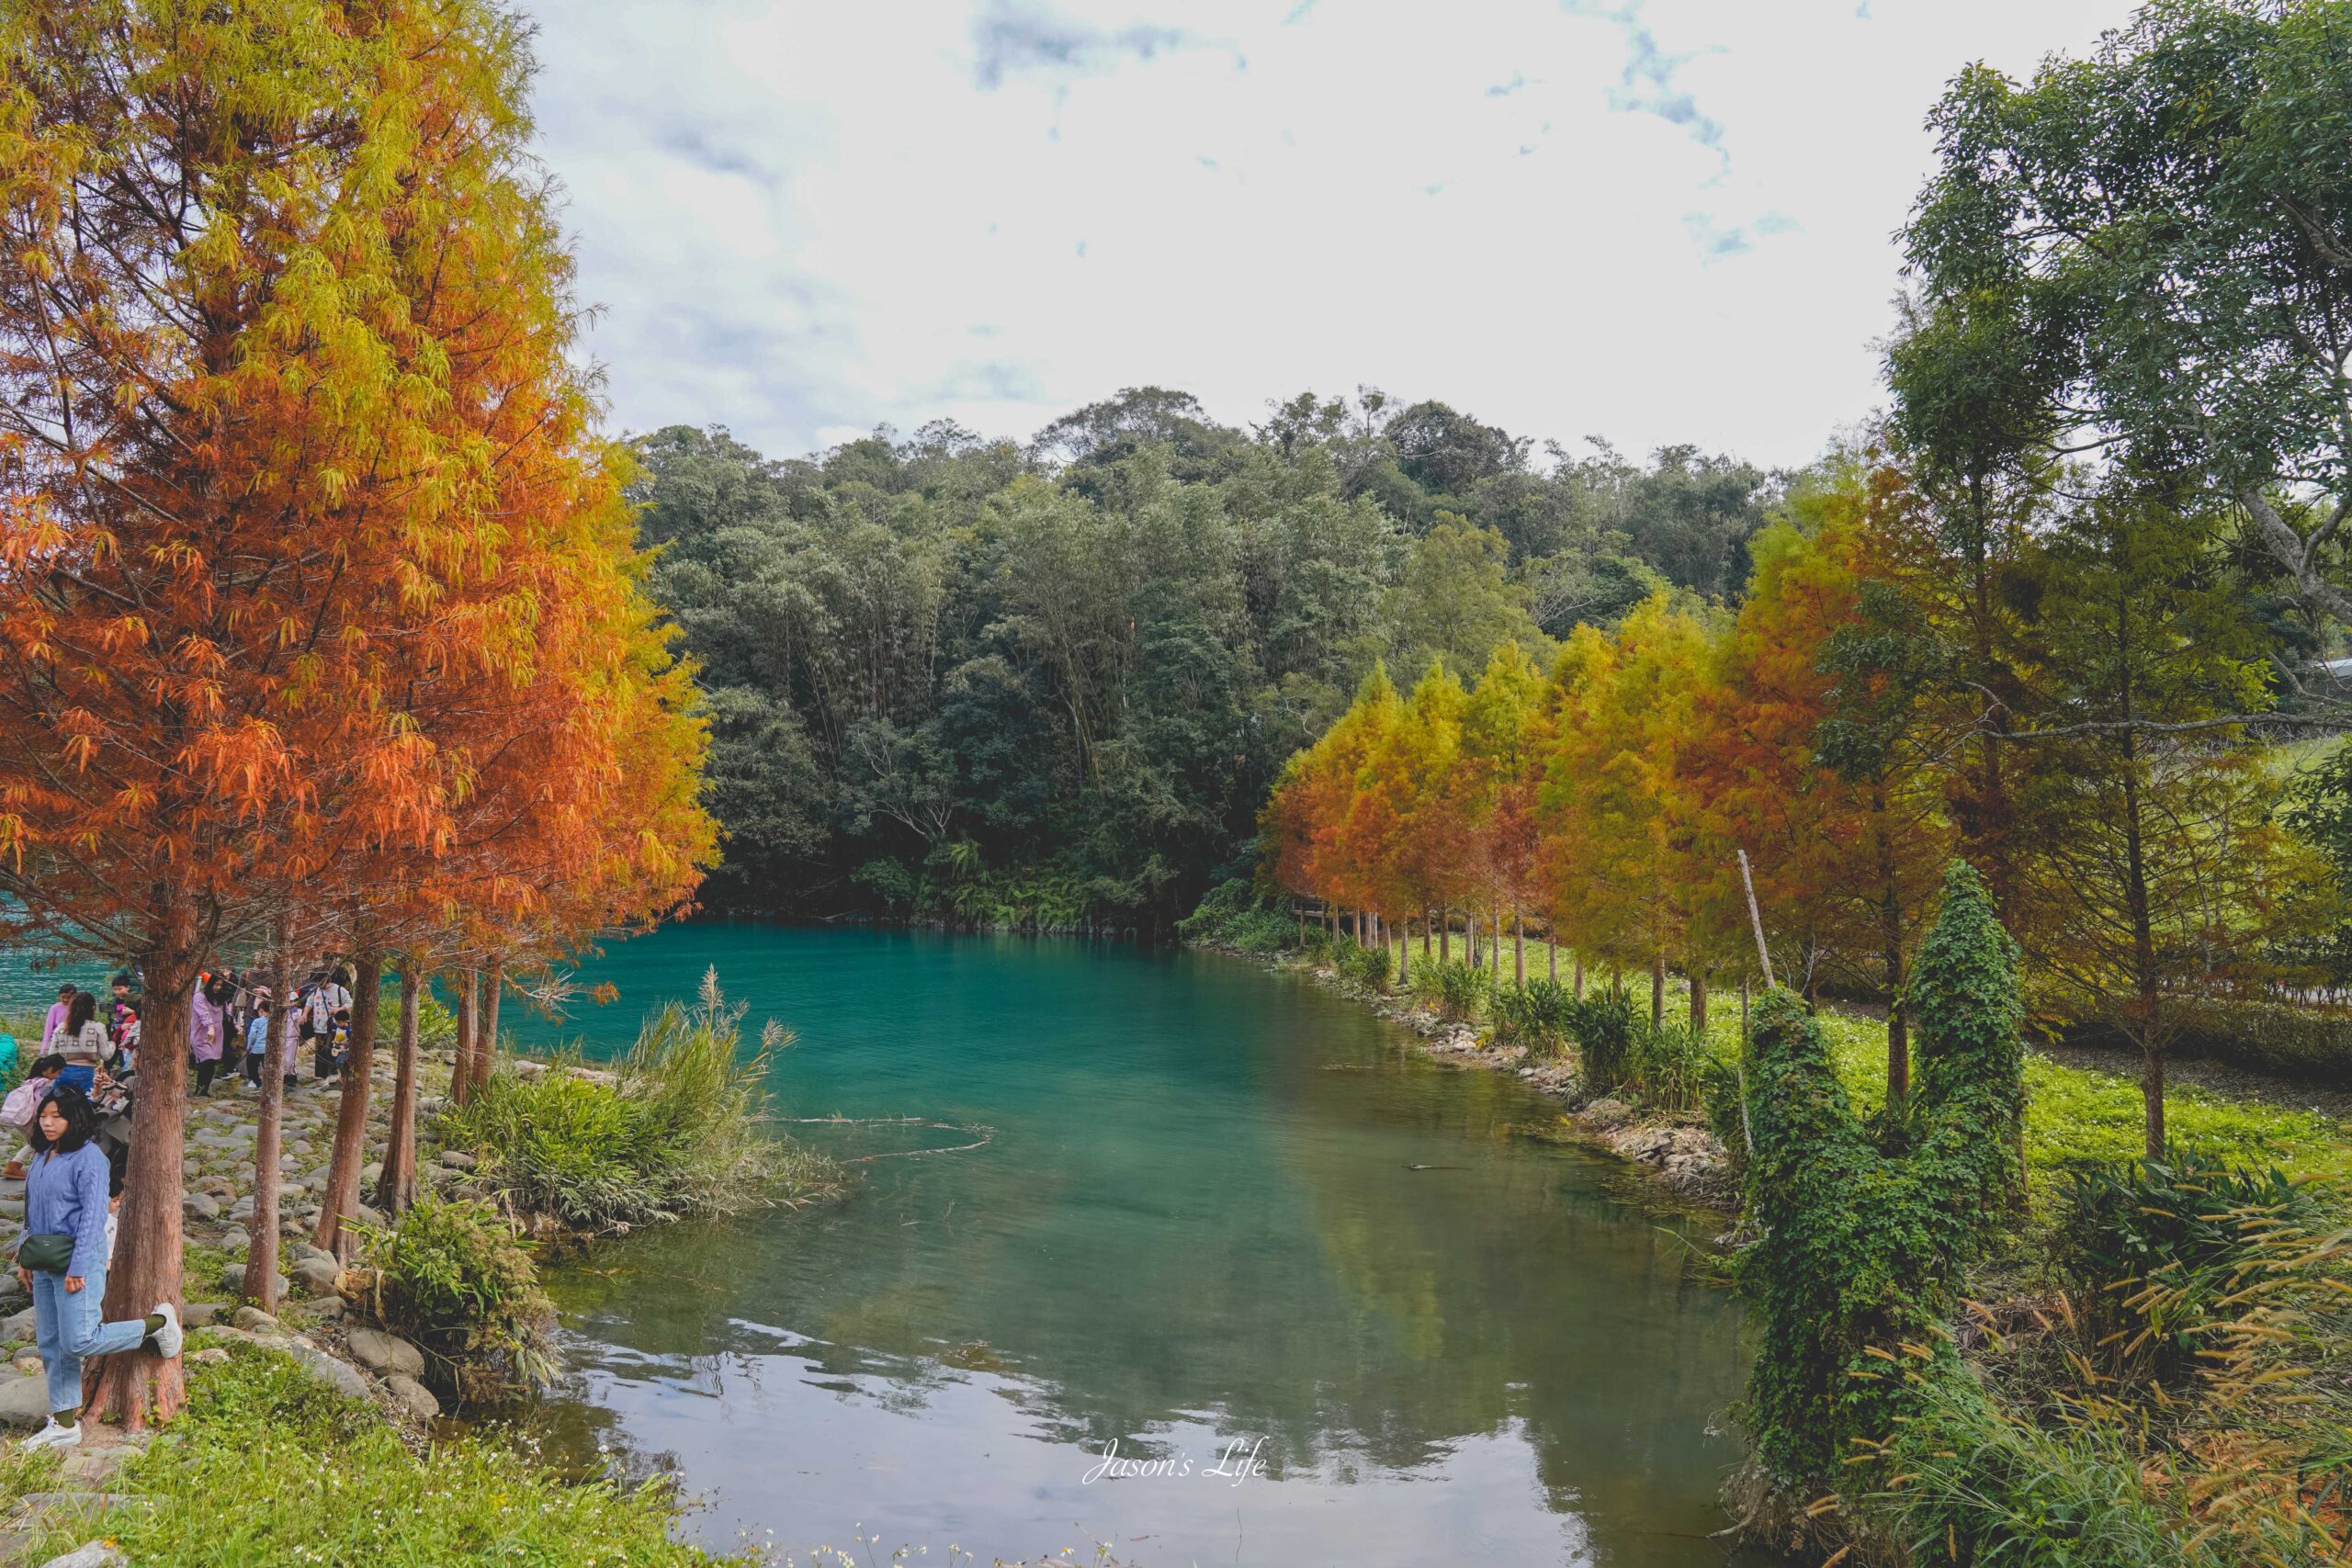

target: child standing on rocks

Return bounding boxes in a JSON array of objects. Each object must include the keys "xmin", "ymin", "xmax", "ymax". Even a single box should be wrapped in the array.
[{"xmin": 243, "ymin": 995, "xmax": 273, "ymax": 1089}]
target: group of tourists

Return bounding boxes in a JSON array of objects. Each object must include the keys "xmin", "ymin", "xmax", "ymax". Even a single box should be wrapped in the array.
[{"xmin": 0, "ymin": 955, "xmax": 360, "ymax": 1451}]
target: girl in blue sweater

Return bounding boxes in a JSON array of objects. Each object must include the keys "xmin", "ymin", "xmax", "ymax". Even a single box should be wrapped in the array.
[{"xmin": 10, "ymin": 1084, "xmax": 179, "ymax": 1450}]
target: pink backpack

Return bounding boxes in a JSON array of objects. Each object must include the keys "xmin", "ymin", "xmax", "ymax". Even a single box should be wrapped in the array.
[{"xmin": 2, "ymin": 1077, "xmax": 51, "ymax": 1130}]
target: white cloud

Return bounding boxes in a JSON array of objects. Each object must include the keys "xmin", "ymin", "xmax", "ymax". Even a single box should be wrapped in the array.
[{"xmin": 526, "ymin": 0, "xmax": 2140, "ymax": 468}]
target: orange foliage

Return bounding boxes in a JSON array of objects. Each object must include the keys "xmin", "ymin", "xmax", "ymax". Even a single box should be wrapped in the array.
[{"xmin": 0, "ymin": 0, "xmax": 714, "ymax": 1420}]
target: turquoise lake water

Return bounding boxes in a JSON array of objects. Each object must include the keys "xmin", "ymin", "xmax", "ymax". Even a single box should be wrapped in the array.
[{"xmin": 492, "ymin": 926, "xmax": 1777, "ymax": 1568}]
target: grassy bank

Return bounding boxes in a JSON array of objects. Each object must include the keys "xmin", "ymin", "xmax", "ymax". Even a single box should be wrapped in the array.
[{"xmin": 0, "ymin": 1343, "xmax": 736, "ymax": 1565}]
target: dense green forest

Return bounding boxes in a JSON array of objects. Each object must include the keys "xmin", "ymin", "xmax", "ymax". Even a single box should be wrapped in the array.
[{"xmin": 630, "ymin": 389, "xmax": 1771, "ymax": 923}]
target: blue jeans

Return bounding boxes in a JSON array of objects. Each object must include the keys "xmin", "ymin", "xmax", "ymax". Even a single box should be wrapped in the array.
[
  {"xmin": 54, "ymin": 1065, "xmax": 93, "ymax": 1096},
  {"xmin": 31, "ymin": 1264, "xmax": 144, "ymax": 1416}
]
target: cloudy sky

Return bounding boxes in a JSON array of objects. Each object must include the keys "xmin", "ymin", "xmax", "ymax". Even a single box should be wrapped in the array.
[{"xmin": 526, "ymin": 0, "xmax": 2138, "ymax": 469}]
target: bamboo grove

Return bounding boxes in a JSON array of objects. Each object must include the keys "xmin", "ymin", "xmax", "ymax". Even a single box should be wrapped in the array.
[
  {"xmin": 1260, "ymin": 450, "xmax": 2344, "ymax": 1158},
  {"xmin": 0, "ymin": 1, "xmax": 715, "ymax": 1424}
]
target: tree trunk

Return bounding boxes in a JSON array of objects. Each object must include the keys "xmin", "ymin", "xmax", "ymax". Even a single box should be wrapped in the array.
[
  {"xmin": 1962, "ymin": 475, "xmax": 2016, "ymax": 906},
  {"xmin": 87, "ymin": 908, "xmax": 197, "ymax": 1427},
  {"xmin": 1650, "ymin": 951, "xmax": 1665, "ymax": 1026},
  {"xmin": 374, "ymin": 962, "xmax": 422, "ymax": 1218},
  {"xmin": 1513, "ymin": 911, "xmax": 1524, "ymax": 985},
  {"xmin": 244, "ymin": 933, "xmax": 295, "ymax": 1315},
  {"xmin": 1879, "ymin": 802, "xmax": 1910, "ymax": 1111},
  {"xmin": 471, "ymin": 958, "xmax": 503, "ymax": 1094},
  {"xmin": 2116, "ymin": 609, "xmax": 2164, "ymax": 1160},
  {"xmin": 450, "ymin": 967, "xmax": 478, "ymax": 1107},
  {"xmin": 1547, "ymin": 931, "xmax": 1557, "ymax": 983},
  {"xmin": 1440, "ymin": 907, "xmax": 1450, "ymax": 964},
  {"xmin": 1422, "ymin": 908, "xmax": 1431, "ymax": 957},
  {"xmin": 1573, "ymin": 955, "xmax": 1584, "ymax": 998},
  {"xmin": 314, "ymin": 954, "xmax": 382, "ymax": 1261},
  {"xmin": 2122, "ymin": 752, "xmax": 2164, "ymax": 1158},
  {"xmin": 1690, "ymin": 968, "xmax": 1707, "ymax": 1033},
  {"xmin": 1397, "ymin": 920, "xmax": 1410, "ymax": 987}
]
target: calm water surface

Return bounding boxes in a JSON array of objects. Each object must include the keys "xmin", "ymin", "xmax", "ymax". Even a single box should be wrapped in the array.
[
  {"xmin": 0, "ymin": 931, "xmax": 1771, "ymax": 1565},
  {"xmin": 499, "ymin": 926, "xmax": 1774, "ymax": 1568}
]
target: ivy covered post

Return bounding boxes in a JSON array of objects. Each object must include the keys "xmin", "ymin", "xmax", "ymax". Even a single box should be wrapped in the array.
[{"xmin": 1736, "ymin": 861, "xmax": 2024, "ymax": 1490}]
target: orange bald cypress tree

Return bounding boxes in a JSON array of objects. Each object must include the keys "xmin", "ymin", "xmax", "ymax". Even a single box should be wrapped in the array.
[
  {"xmin": 0, "ymin": 3, "xmax": 477, "ymax": 1423},
  {"xmin": 342, "ymin": 482, "xmax": 714, "ymax": 1239},
  {"xmin": 0, "ymin": 2, "xmax": 706, "ymax": 1420},
  {"xmin": 1683, "ymin": 467, "xmax": 1951, "ymax": 1095},
  {"xmin": 1264, "ymin": 668, "xmax": 1395, "ymax": 922},
  {"xmin": 1536, "ymin": 598, "xmax": 1715, "ymax": 1017},
  {"xmin": 1341, "ymin": 662, "xmax": 1463, "ymax": 973}
]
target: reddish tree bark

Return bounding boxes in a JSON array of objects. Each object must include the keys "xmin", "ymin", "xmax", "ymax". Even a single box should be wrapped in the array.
[
  {"xmin": 243, "ymin": 936, "xmax": 295, "ymax": 1315},
  {"xmin": 375, "ymin": 963, "xmax": 422, "ymax": 1217},
  {"xmin": 315, "ymin": 954, "xmax": 382, "ymax": 1261},
  {"xmin": 449, "ymin": 967, "xmax": 479, "ymax": 1108},
  {"xmin": 87, "ymin": 919, "xmax": 195, "ymax": 1427},
  {"xmin": 469, "ymin": 958, "xmax": 503, "ymax": 1095}
]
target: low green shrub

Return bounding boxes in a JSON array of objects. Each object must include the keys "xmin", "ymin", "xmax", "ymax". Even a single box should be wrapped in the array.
[
  {"xmin": 1410, "ymin": 957, "xmax": 1492, "ymax": 1021},
  {"xmin": 356, "ymin": 1196, "xmax": 552, "ymax": 1381},
  {"xmin": 1629, "ymin": 1020, "xmax": 1720, "ymax": 1116},
  {"xmin": 1332, "ymin": 934, "xmax": 1393, "ymax": 989},
  {"xmin": 0, "ymin": 1342, "xmax": 729, "ymax": 1566},
  {"xmin": 2052, "ymin": 1152, "xmax": 2318, "ymax": 1385},
  {"xmin": 439, "ymin": 968, "xmax": 836, "ymax": 1230},
  {"xmin": 1491, "ymin": 977, "xmax": 1576, "ymax": 1055},
  {"xmin": 1177, "ymin": 878, "xmax": 1302, "ymax": 953},
  {"xmin": 1563, "ymin": 992, "xmax": 1729, "ymax": 1114},
  {"xmin": 1564, "ymin": 991, "xmax": 1640, "ymax": 1089}
]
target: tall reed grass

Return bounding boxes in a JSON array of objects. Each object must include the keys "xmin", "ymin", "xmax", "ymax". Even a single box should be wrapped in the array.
[{"xmin": 439, "ymin": 967, "xmax": 839, "ymax": 1231}]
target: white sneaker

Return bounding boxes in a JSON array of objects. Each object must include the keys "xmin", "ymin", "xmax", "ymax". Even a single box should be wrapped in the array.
[
  {"xmin": 20, "ymin": 1419, "xmax": 80, "ymax": 1451},
  {"xmin": 150, "ymin": 1301, "xmax": 182, "ymax": 1359}
]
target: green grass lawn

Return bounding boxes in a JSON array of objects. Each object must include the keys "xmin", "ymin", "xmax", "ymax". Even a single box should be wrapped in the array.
[
  {"xmin": 1800, "ymin": 1006, "xmax": 2352, "ymax": 1190},
  {"xmin": 0, "ymin": 1342, "xmax": 737, "ymax": 1566},
  {"xmin": 1491, "ymin": 947, "xmax": 2352, "ymax": 1194}
]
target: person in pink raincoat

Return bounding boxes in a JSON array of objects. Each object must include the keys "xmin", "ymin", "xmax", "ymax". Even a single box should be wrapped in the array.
[{"xmin": 187, "ymin": 974, "xmax": 232, "ymax": 1098}]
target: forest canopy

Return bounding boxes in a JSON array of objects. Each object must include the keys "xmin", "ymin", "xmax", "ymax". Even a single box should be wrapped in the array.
[{"xmin": 631, "ymin": 389, "xmax": 1771, "ymax": 925}]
